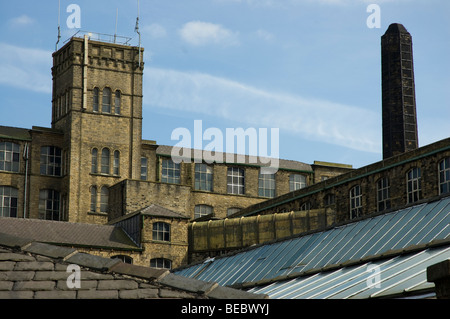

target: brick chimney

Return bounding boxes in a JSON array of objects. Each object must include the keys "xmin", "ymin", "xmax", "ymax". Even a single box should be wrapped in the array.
[{"xmin": 381, "ymin": 23, "xmax": 419, "ymax": 159}]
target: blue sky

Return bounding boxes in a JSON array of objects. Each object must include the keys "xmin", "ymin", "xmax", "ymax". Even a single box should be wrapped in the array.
[{"xmin": 0, "ymin": 0, "xmax": 448, "ymax": 169}]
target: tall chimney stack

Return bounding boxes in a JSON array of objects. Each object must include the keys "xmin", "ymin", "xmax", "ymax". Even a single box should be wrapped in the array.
[{"xmin": 381, "ymin": 23, "xmax": 419, "ymax": 159}]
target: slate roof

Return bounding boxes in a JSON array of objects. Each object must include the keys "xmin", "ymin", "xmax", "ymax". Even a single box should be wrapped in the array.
[
  {"xmin": 0, "ymin": 232, "xmax": 268, "ymax": 299},
  {"xmin": 0, "ymin": 217, "xmax": 140, "ymax": 251},
  {"xmin": 156, "ymin": 145, "xmax": 313, "ymax": 172},
  {"xmin": 0, "ymin": 125, "xmax": 31, "ymax": 141}
]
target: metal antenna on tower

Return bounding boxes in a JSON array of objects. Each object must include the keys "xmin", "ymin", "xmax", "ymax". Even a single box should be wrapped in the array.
[
  {"xmin": 135, "ymin": 0, "xmax": 142, "ymax": 67},
  {"xmin": 56, "ymin": 0, "xmax": 61, "ymax": 51},
  {"xmin": 114, "ymin": 8, "xmax": 119, "ymax": 43}
]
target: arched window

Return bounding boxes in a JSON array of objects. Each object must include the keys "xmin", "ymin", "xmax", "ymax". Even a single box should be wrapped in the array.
[
  {"xmin": 100, "ymin": 186, "xmax": 109, "ymax": 213},
  {"xmin": 39, "ymin": 189, "xmax": 61, "ymax": 221},
  {"xmin": 150, "ymin": 258, "xmax": 172, "ymax": 270},
  {"xmin": 113, "ymin": 150, "xmax": 120, "ymax": 176},
  {"xmin": 0, "ymin": 186, "xmax": 18, "ymax": 218},
  {"xmin": 194, "ymin": 205, "xmax": 213, "ymax": 219},
  {"xmin": 152, "ymin": 222, "xmax": 170, "ymax": 242},
  {"xmin": 102, "ymin": 87, "xmax": 111, "ymax": 113},
  {"xmin": 91, "ymin": 148, "xmax": 98, "ymax": 174},
  {"xmin": 90, "ymin": 186, "xmax": 97, "ymax": 212},
  {"xmin": 407, "ymin": 167, "xmax": 421, "ymax": 203},
  {"xmin": 101, "ymin": 148, "xmax": 110, "ymax": 174},
  {"xmin": 350, "ymin": 185, "xmax": 362, "ymax": 219},
  {"xmin": 439, "ymin": 157, "xmax": 450, "ymax": 195},
  {"xmin": 0, "ymin": 142, "xmax": 20, "ymax": 173},
  {"xmin": 93, "ymin": 87, "xmax": 99, "ymax": 112},
  {"xmin": 114, "ymin": 90, "xmax": 121, "ymax": 115},
  {"xmin": 377, "ymin": 177, "xmax": 391, "ymax": 211}
]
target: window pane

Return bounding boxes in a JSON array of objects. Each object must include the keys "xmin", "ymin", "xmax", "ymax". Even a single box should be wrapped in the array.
[
  {"xmin": 194, "ymin": 164, "xmax": 213, "ymax": 191},
  {"xmin": 289, "ymin": 174, "xmax": 306, "ymax": 192},
  {"xmin": 39, "ymin": 190, "xmax": 61, "ymax": 221},
  {"xmin": 113, "ymin": 151, "xmax": 120, "ymax": 175},
  {"xmin": 100, "ymin": 187, "xmax": 109, "ymax": 213},
  {"xmin": 40, "ymin": 146, "xmax": 62, "ymax": 177},
  {"xmin": 101, "ymin": 149, "xmax": 110, "ymax": 174},
  {"xmin": 0, "ymin": 186, "xmax": 19, "ymax": 218},
  {"xmin": 91, "ymin": 148, "xmax": 98, "ymax": 174},
  {"xmin": 161, "ymin": 159, "xmax": 180, "ymax": 184},
  {"xmin": 227, "ymin": 167, "xmax": 244, "ymax": 195},
  {"xmin": 102, "ymin": 88, "xmax": 111, "ymax": 113},
  {"xmin": 152, "ymin": 222, "xmax": 170, "ymax": 242},
  {"xmin": 93, "ymin": 88, "xmax": 99, "ymax": 112},
  {"xmin": 115, "ymin": 91, "xmax": 121, "ymax": 115},
  {"xmin": 0, "ymin": 142, "xmax": 20, "ymax": 173}
]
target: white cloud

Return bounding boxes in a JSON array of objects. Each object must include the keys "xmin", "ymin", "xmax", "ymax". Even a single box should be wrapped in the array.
[
  {"xmin": 142, "ymin": 23, "xmax": 167, "ymax": 39},
  {"xmin": 9, "ymin": 14, "xmax": 35, "ymax": 27},
  {"xmin": 255, "ymin": 29, "xmax": 274, "ymax": 41},
  {"xmin": 0, "ymin": 43, "xmax": 52, "ymax": 94},
  {"xmin": 144, "ymin": 67, "xmax": 381, "ymax": 153},
  {"xmin": 179, "ymin": 21, "xmax": 239, "ymax": 46}
]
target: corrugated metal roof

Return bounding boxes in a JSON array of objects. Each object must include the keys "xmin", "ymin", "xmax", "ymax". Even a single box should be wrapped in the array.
[
  {"xmin": 175, "ymin": 195, "xmax": 450, "ymax": 298},
  {"xmin": 248, "ymin": 246, "xmax": 450, "ymax": 299}
]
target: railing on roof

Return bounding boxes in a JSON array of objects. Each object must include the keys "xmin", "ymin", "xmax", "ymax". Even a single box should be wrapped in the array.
[{"xmin": 65, "ymin": 30, "xmax": 133, "ymax": 46}]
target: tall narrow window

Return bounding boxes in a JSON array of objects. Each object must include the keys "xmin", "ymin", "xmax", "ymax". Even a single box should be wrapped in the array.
[
  {"xmin": 0, "ymin": 186, "xmax": 18, "ymax": 218},
  {"xmin": 161, "ymin": 159, "xmax": 180, "ymax": 184},
  {"xmin": 91, "ymin": 148, "xmax": 98, "ymax": 174},
  {"xmin": 93, "ymin": 87, "xmax": 99, "ymax": 112},
  {"xmin": 90, "ymin": 186, "xmax": 97, "ymax": 212},
  {"xmin": 407, "ymin": 167, "xmax": 422, "ymax": 203},
  {"xmin": 227, "ymin": 167, "xmax": 245, "ymax": 195},
  {"xmin": 40, "ymin": 146, "xmax": 62, "ymax": 176},
  {"xmin": 289, "ymin": 174, "xmax": 306, "ymax": 192},
  {"xmin": 258, "ymin": 172, "xmax": 276, "ymax": 198},
  {"xmin": 194, "ymin": 205, "xmax": 213, "ymax": 219},
  {"xmin": 39, "ymin": 189, "xmax": 61, "ymax": 221},
  {"xmin": 0, "ymin": 142, "xmax": 20, "ymax": 173},
  {"xmin": 141, "ymin": 157, "xmax": 148, "ymax": 181},
  {"xmin": 101, "ymin": 148, "xmax": 110, "ymax": 174},
  {"xmin": 102, "ymin": 87, "xmax": 111, "ymax": 113},
  {"xmin": 194, "ymin": 163, "xmax": 213, "ymax": 191},
  {"xmin": 114, "ymin": 90, "xmax": 121, "ymax": 115},
  {"xmin": 350, "ymin": 185, "xmax": 362, "ymax": 219},
  {"xmin": 152, "ymin": 222, "xmax": 170, "ymax": 242},
  {"xmin": 377, "ymin": 177, "xmax": 391, "ymax": 211},
  {"xmin": 439, "ymin": 157, "xmax": 450, "ymax": 195},
  {"xmin": 113, "ymin": 151, "xmax": 120, "ymax": 176},
  {"xmin": 100, "ymin": 186, "xmax": 109, "ymax": 213}
]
